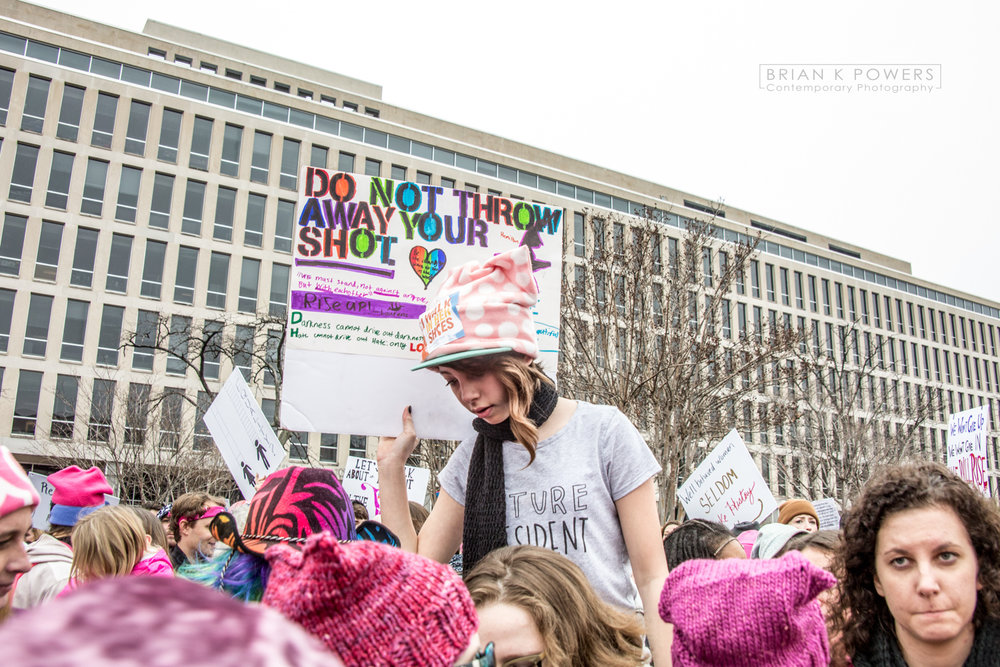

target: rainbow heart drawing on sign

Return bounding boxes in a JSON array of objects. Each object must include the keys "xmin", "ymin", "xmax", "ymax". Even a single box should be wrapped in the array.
[{"xmin": 409, "ymin": 246, "xmax": 447, "ymax": 289}]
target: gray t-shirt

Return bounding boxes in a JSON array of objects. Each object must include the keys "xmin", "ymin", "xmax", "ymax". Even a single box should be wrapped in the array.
[{"xmin": 438, "ymin": 401, "xmax": 661, "ymax": 611}]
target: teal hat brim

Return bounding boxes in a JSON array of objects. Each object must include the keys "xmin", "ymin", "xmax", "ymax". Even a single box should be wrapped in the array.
[{"xmin": 411, "ymin": 346, "xmax": 513, "ymax": 371}]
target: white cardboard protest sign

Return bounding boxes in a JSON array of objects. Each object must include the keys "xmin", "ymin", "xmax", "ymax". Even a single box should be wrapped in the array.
[
  {"xmin": 947, "ymin": 404, "xmax": 990, "ymax": 497},
  {"xmin": 340, "ymin": 455, "xmax": 430, "ymax": 520},
  {"xmin": 677, "ymin": 429, "xmax": 778, "ymax": 529},
  {"xmin": 28, "ymin": 472, "xmax": 119, "ymax": 529},
  {"xmin": 812, "ymin": 497, "xmax": 841, "ymax": 530},
  {"xmin": 203, "ymin": 371, "xmax": 284, "ymax": 500},
  {"xmin": 28, "ymin": 472, "xmax": 53, "ymax": 530},
  {"xmin": 281, "ymin": 169, "xmax": 565, "ymax": 441}
]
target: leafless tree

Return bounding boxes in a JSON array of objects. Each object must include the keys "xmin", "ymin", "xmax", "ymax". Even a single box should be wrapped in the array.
[
  {"xmin": 778, "ymin": 318, "xmax": 942, "ymax": 507},
  {"xmin": 559, "ymin": 207, "xmax": 802, "ymax": 520},
  {"xmin": 40, "ymin": 371, "xmax": 236, "ymax": 506}
]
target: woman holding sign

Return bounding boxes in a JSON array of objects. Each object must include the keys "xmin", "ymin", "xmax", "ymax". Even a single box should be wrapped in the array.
[
  {"xmin": 831, "ymin": 462, "xmax": 1000, "ymax": 666},
  {"xmin": 377, "ymin": 247, "xmax": 669, "ymax": 665}
]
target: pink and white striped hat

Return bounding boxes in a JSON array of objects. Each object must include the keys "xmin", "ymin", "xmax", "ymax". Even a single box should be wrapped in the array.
[
  {"xmin": 412, "ymin": 246, "xmax": 539, "ymax": 370},
  {"xmin": 0, "ymin": 446, "xmax": 39, "ymax": 519}
]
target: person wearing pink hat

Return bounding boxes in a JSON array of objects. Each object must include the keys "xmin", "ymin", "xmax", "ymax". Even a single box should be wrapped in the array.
[
  {"xmin": 0, "ymin": 447, "xmax": 39, "ymax": 621},
  {"xmin": 377, "ymin": 246, "xmax": 671, "ymax": 664},
  {"xmin": 12, "ymin": 464, "xmax": 112, "ymax": 610}
]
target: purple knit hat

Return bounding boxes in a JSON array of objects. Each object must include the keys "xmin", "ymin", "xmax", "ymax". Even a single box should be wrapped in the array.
[{"xmin": 659, "ymin": 551, "xmax": 836, "ymax": 666}]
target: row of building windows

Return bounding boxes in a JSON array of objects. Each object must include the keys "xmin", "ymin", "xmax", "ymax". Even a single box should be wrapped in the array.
[
  {"xmin": 4, "ymin": 34, "xmax": 995, "ymax": 321},
  {"xmin": 2, "ymin": 366, "xmax": 370, "ymax": 463},
  {"xmin": 0, "ymin": 214, "xmax": 288, "ymax": 315},
  {"xmin": 571, "ymin": 216, "xmax": 1000, "ymax": 358},
  {"xmin": 2, "ymin": 141, "xmax": 298, "ymax": 251}
]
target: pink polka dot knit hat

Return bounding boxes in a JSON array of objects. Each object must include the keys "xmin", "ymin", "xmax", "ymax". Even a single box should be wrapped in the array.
[
  {"xmin": 262, "ymin": 532, "xmax": 478, "ymax": 667},
  {"xmin": 658, "ymin": 551, "xmax": 836, "ymax": 666},
  {"xmin": 412, "ymin": 245, "xmax": 539, "ymax": 370},
  {"xmin": 0, "ymin": 446, "xmax": 39, "ymax": 519}
]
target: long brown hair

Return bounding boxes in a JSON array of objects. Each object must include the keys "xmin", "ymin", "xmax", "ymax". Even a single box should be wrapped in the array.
[
  {"xmin": 438, "ymin": 353, "xmax": 554, "ymax": 463},
  {"xmin": 831, "ymin": 462, "xmax": 1000, "ymax": 658},
  {"xmin": 465, "ymin": 545, "xmax": 644, "ymax": 667}
]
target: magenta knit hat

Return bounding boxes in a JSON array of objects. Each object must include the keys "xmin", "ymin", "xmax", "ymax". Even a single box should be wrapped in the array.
[
  {"xmin": 0, "ymin": 446, "xmax": 39, "ymax": 519},
  {"xmin": 412, "ymin": 245, "xmax": 539, "ymax": 370},
  {"xmin": 0, "ymin": 575, "xmax": 344, "ymax": 666},
  {"xmin": 659, "ymin": 551, "xmax": 836, "ymax": 666},
  {"xmin": 263, "ymin": 533, "xmax": 478, "ymax": 667},
  {"xmin": 48, "ymin": 465, "xmax": 113, "ymax": 526}
]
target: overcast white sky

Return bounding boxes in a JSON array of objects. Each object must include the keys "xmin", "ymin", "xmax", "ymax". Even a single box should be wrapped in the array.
[{"xmin": 27, "ymin": 1, "xmax": 1000, "ymax": 303}]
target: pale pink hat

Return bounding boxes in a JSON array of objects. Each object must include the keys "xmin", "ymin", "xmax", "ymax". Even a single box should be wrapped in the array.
[
  {"xmin": 412, "ymin": 246, "xmax": 539, "ymax": 370},
  {"xmin": 0, "ymin": 446, "xmax": 39, "ymax": 519}
]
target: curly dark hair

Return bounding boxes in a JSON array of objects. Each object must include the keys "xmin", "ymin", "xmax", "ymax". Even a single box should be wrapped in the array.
[
  {"xmin": 662, "ymin": 519, "xmax": 736, "ymax": 569},
  {"xmin": 831, "ymin": 461, "xmax": 1000, "ymax": 658}
]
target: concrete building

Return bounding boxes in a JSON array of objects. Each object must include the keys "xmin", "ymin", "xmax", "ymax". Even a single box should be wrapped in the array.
[{"xmin": 1, "ymin": 2, "xmax": 997, "ymax": 500}]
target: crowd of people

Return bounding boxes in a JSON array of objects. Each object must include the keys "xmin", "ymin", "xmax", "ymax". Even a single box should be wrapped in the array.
[{"xmin": 1, "ymin": 246, "xmax": 998, "ymax": 666}]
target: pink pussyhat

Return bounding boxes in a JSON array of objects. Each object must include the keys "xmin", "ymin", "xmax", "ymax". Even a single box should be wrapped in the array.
[
  {"xmin": 47, "ymin": 465, "xmax": 113, "ymax": 527},
  {"xmin": 0, "ymin": 446, "xmax": 39, "ymax": 519},
  {"xmin": 412, "ymin": 246, "xmax": 539, "ymax": 370},
  {"xmin": 659, "ymin": 551, "xmax": 836, "ymax": 666}
]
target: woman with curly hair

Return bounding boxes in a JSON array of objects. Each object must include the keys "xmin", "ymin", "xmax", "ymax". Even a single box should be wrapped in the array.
[
  {"xmin": 465, "ymin": 545, "xmax": 645, "ymax": 667},
  {"xmin": 830, "ymin": 462, "xmax": 1000, "ymax": 666}
]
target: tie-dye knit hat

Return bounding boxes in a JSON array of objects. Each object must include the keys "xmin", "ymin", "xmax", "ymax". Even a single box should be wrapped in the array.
[
  {"xmin": 412, "ymin": 245, "xmax": 539, "ymax": 370},
  {"xmin": 0, "ymin": 446, "xmax": 39, "ymax": 519},
  {"xmin": 0, "ymin": 575, "xmax": 345, "ymax": 667},
  {"xmin": 263, "ymin": 533, "xmax": 478, "ymax": 667},
  {"xmin": 211, "ymin": 467, "xmax": 356, "ymax": 556},
  {"xmin": 659, "ymin": 551, "xmax": 836, "ymax": 666}
]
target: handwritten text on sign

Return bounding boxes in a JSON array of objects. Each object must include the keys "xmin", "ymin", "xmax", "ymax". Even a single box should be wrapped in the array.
[
  {"xmin": 947, "ymin": 405, "xmax": 990, "ymax": 497},
  {"xmin": 282, "ymin": 169, "xmax": 565, "ymax": 440},
  {"xmin": 677, "ymin": 430, "xmax": 778, "ymax": 528},
  {"xmin": 340, "ymin": 455, "xmax": 430, "ymax": 520}
]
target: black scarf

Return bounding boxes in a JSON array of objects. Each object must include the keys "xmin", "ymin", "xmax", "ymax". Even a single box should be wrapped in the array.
[
  {"xmin": 462, "ymin": 379, "xmax": 559, "ymax": 576},
  {"xmin": 852, "ymin": 617, "xmax": 1000, "ymax": 667}
]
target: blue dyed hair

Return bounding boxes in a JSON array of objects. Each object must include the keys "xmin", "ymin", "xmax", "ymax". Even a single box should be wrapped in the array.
[{"xmin": 179, "ymin": 548, "xmax": 270, "ymax": 603}]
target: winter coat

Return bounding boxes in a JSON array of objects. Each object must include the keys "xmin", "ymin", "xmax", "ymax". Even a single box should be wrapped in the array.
[
  {"xmin": 11, "ymin": 534, "xmax": 73, "ymax": 610},
  {"xmin": 132, "ymin": 549, "xmax": 174, "ymax": 578}
]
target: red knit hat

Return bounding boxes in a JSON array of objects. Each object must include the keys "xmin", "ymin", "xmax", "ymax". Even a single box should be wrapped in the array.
[
  {"xmin": 263, "ymin": 533, "xmax": 478, "ymax": 667},
  {"xmin": 47, "ymin": 465, "xmax": 113, "ymax": 526}
]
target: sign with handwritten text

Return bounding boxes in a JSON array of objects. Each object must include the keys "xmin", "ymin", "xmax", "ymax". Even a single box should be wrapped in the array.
[
  {"xmin": 340, "ymin": 455, "xmax": 430, "ymax": 520},
  {"xmin": 947, "ymin": 405, "xmax": 990, "ymax": 497},
  {"xmin": 282, "ymin": 169, "xmax": 564, "ymax": 440},
  {"xmin": 812, "ymin": 498, "xmax": 841, "ymax": 530},
  {"xmin": 677, "ymin": 430, "xmax": 778, "ymax": 529},
  {"xmin": 203, "ymin": 371, "xmax": 284, "ymax": 500}
]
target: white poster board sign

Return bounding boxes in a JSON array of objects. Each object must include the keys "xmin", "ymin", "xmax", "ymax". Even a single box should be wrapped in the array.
[
  {"xmin": 340, "ymin": 455, "xmax": 430, "ymax": 520},
  {"xmin": 28, "ymin": 472, "xmax": 53, "ymax": 530},
  {"xmin": 812, "ymin": 497, "xmax": 841, "ymax": 530},
  {"xmin": 28, "ymin": 472, "xmax": 119, "ymax": 529},
  {"xmin": 203, "ymin": 371, "xmax": 284, "ymax": 500},
  {"xmin": 947, "ymin": 404, "xmax": 990, "ymax": 497},
  {"xmin": 281, "ymin": 169, "xmax": 564, "ymax": 440},
  {"xmin": 677, "ymin": 430, "xmax": 778, "ymax": 528}
]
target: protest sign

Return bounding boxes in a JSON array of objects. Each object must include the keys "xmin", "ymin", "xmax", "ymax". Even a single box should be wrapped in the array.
[
  {"xmin": 677, "ymin": 429, "xmax": 778, "ymax": 528},
  {"xmin": 947, "ymin": 404, "xmax": 990, "ymax": 497},
  {"xmin": 812, "ymin": 497, "xmax": 841, "ymax": 530},
  {"xmin": 28, "ymin": 472, "xmax": 119, "ymax": 529},
  {"xmin": 28, "ymin": 472, "xmax": 53, "ymax": 530},
  {"xmin": 340, "ymin": 455, "xmax": 430, "ymax": 520},
  {"xmin": 281, "ymin": 169, "xmax": 564, "ymax": 440},
  {"xmin": 203, "ymin": 371, "xmax": 284, "ymax": 500}
]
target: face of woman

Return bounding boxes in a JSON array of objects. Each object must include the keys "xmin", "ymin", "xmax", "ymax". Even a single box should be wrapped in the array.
[
  {"xmin": 788, "ymin": 513, "xmax": 818, "ymax": 532},
  {"xmin": 873, "ymin": 505, "xmax": 980, "ymax": 654},
  {"xmin": 438, "ymin": 366, "xmax": 510, "ymax": 424},
  {"xmin": 476, "ymin": 602, "xmax": 546, "ymax": 666}
]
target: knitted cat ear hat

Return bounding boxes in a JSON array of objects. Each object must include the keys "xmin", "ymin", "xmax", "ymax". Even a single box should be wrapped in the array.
[
  {"xmin": 263, "ymin": 533, "xmax": 478, "ymax": 667},
  {"xmin": 0, "ymin": 446, "xmax": 39, "ymax": 519},
  {"xmin": 659, "ymin": 551, "xmax": 836, "ymax": 667}
]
